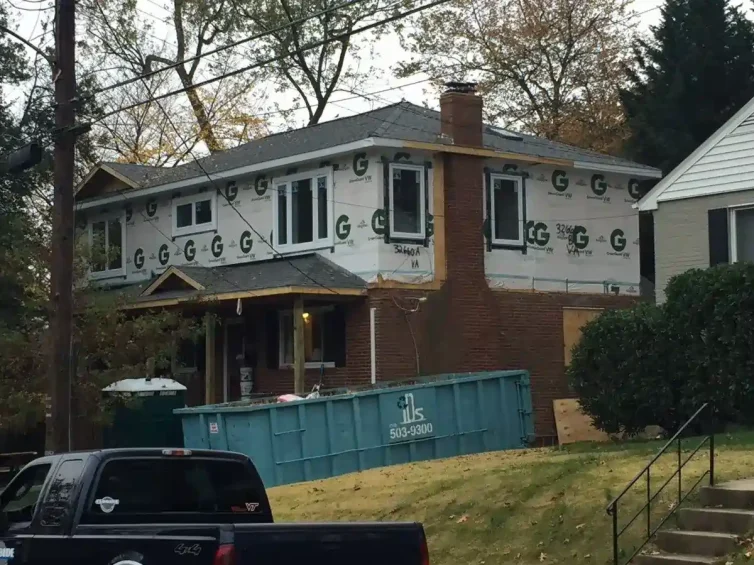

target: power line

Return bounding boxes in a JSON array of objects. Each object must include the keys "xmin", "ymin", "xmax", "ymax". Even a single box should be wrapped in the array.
[
  {"xmin": 90, "ymin": 0, "xmax": 395, "ymax": 98},
  {"xmin": 90, "ymin": 0, "xmax": 453, "ymax": 120},
  {"xmin": 90, "ymin": 0, "xmax": 350, "ymax": 295}
]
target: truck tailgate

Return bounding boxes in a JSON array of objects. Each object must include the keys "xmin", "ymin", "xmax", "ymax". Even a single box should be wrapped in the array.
[{"xmin": 233, "ymin": 522, "xmax": 428, "ymax": 565}]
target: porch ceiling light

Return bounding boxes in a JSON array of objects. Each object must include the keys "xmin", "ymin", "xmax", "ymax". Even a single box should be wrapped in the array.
[{"xmin": 302, "ymin": 312, "xmax": 310, "ymax": 320}]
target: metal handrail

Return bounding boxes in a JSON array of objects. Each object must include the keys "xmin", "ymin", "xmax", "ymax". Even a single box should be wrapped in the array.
[{"xmin": 605, "ymin": 403, "xmax": 715, "ymax": 565}]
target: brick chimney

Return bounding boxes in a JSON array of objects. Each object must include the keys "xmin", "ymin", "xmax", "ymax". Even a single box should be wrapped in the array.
[
  {"xmin": 439, "ymin": 82, "xmax": 483, "ymax": 147},
  {"xmin": 438, "ymin": 81, "xmax": 485, "ymax": 281},
  {"xmin": 408, "ymin": 81, "xmax": 502, "ymax": 376}
]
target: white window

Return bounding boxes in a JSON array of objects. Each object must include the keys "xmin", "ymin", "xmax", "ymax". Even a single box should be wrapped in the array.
[
  {"xmin": 489, "ymin": 173, "xmax": 524, "ymax": 246},
  {"xmin": 389, "ymin": 163, "xmax": 426, "ymax": 240},
  {"xmin": 273, "ymin": 168, "xmax": 333, "ymax": 253},
  {"xmin": 731, "ymin": 206, "xmax": 754, "ymax": 262},
  {"xmin": 89, "ymin": 214, "xmax": 125, "ymax": 278},
  {"xmin": 172, "ymin": 191, "xmax": 217, "ymax": 237},
  {"xmin": 279, "ymin": 306, "xmax": 337, "ymax": 369}
]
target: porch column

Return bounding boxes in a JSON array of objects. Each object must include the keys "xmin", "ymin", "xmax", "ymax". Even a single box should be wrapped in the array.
[
  {"xmin": 293, "ymin": 295, "xmax": 305, "ymax": 395},
  {"xmin": 205, "ymin": 312, "xmax": 216, "ymax": 404}
]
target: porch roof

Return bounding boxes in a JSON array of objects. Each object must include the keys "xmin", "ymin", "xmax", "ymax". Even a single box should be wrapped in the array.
[{"xmin": 120, "ymin": 254, "xmax": 366, "ymax": 309}]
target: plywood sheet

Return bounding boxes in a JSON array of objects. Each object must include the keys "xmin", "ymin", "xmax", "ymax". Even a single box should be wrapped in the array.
[
  {"xmin": 553, "ymin": 398, "xmax": 610, "ymax": 445},
  {"xmin": 563, "ymin": 307, "xmax": 603, "ymax": 366}
]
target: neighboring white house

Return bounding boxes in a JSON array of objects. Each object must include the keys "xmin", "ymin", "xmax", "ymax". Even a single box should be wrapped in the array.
[{"xmin": 638, "ymin": 95, "xmax": 754, "ymax": 301}]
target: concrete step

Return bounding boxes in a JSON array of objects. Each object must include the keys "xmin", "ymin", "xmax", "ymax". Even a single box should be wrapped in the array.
[
  {"xmin": 635, "ymin": 554, "xmax": 723, "ymax": 565},
  {"xmin": 678, "ymin": 507, "xmax": 754, "ymax": 534},
  {"xmin": 701, "ymin": 480, "xmax": 754, "ymax": 510},
  {"xmin": 654, "ymin": 530, "xmax": 738, "ymax": 557}
]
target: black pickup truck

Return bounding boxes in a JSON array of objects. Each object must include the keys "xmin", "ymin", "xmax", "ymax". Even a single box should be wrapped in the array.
[{"xmin": 0, "ymin": 448, "xmax": 429, "ymax": 565}]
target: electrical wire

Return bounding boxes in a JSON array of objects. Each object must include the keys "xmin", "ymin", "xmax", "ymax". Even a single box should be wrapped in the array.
[
  {"xmin": 91, "ymin": 0, "xmax": 352, "ymax": 295},
  {"xmin": 90, "ymin": 0, "xmax": 397, "ymax": 97},
  {"xmin": 90, "ymin": 0, "xmax": 454, "ymax": 121}
]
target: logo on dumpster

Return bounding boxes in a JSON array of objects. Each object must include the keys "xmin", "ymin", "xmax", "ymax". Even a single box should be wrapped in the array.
[
  {"xmin": 209, "ymin": 422, "xmax": 219, "ymax": 434},
  {"xmin": 389, "ymin": 392, "xmax": 434, "ymax": 442}
]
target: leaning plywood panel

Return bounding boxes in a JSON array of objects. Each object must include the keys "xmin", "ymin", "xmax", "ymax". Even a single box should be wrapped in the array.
[{"xmin": 553, "ymin": 398, "xmax": 610, "ymax": 445}]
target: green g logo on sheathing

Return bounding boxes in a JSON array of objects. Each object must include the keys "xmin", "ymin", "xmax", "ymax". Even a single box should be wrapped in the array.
[
  {"xmin": 254, "ymin": 175, "xmax": 268, "ymax": 196},
  {"xmin": 610, "ymin": 229, "xmax": 627, "ymax": 252},
  {"xmin": 336, "ymin": 215, "xmax": 351, "ymax": 240},
  {"xmin": 146, "ymin": 199, "xmax": 157, "ymax": 217},
  {"xmin": 134, "ymin": 248, "xmax": 145, "ymax": 269},
  {"xmin": 551, "ymin": 170, "xmax": 569, "ymax": 192},
  {"xmin": 628, "ymin": 179, "xmax": 642, "ymax": 200},
  {"xmin": 184, "ymin": 240, "xmax": 196, "ymax": 262},
  {"xmin": 591, "ymin": 174, "xmax": 608, "ymax": 196},
  {"xmin": 571, "ymin": 225, "xmax": 589, "ymax": 250},
  {"xmin": 371, "ymin": 209, "xmax": 386, "ymax": 235},
  {"xmin": 353, "ymin": 153, "xmax": 369, "ymax": 177},
  {"xmin": 158, "ymin": 243, "xmax": 169, "ymax": 265},
  {"xmin": 211, "ymin": 234, "xmax": 224, "ymax": 258},
  {"xmin": 240, "ymin": 230, "xmax": 253, "ymax": 254},
  {"xmin": 225, "ymin": 182, "xmax": 238, "ymax": 202},
  {"xmin": 525, "ymin": 221, "xmax": 550, "ymax": 246}
]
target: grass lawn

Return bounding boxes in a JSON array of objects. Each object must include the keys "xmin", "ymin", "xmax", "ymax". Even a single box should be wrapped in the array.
[{"xmin": 268, "ymin": 433, "xmax": 754, "ymax": 565}]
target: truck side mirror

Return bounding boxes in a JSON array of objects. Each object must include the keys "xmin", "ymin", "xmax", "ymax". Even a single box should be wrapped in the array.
[{"xmin": 0, "ymin": 510, "xmax": 9, "ymax": 534}]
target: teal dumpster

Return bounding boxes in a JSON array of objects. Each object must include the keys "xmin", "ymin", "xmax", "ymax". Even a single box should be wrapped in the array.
[
  {"xmin": 103, "ymin": 378, "xmax": 187, "ymax": 448},
  {"xmin": 175, "ymin": 370, "xmax": 534, "ymax": 488}
]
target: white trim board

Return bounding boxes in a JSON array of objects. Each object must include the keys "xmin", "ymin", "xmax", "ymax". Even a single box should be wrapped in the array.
[
  {"xmin": 77, "ymin": 135, "xmax": 659, "ymax": 211},
  {"xmin": 637, "ymin": 94, "xmax": 754, "ymax": 212}
]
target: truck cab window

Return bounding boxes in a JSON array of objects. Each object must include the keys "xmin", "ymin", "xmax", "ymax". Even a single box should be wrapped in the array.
[{"xmin": 0, "ymin": 464, "xmax": 51, "ymax": 529}]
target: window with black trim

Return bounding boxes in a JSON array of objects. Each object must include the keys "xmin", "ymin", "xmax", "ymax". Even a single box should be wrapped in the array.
[
  {"xmin": 0, "ymin": 463, "xmax": 51, "ymax": 530},
  {"xmin": 488, "ymin": 173, "xmax": 524, "ymax": 246},
  {"xmin": 389, "ymin": 163, "xmax": 426, "ymax": 240},
  {"xmin": 172, "ymin": 191, "xmax": 217, "ymax": 237},
  {"xmin": 273, "ymin": 168, "xmax": 332, "ymax": 253},
  {"xmin": 89, "ymin": 214, "xmax": 125, "ymax": 277},
  {"xmin": 278, "ymin": 306, "xmax": 345, "ymax": 368}
]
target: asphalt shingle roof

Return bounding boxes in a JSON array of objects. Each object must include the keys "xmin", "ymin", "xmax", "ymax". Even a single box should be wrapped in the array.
[
  {"xmin": 96, "ymin": 101, "xmax": 659, "ymax": 191},
  {"xmin": 132, "ymin": 254, "xmax": 365, "ymax": 303}
]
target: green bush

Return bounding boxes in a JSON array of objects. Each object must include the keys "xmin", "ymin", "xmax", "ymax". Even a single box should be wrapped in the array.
[
  {"xmin": 569, "ymin": 263, "xmax": 754, "ymax": 435},
  {"xmin": 568, "ymin": 303, "xmax": 680, "ymax": 436},
  {"xmin": 664, "ymin": 263, "xmax": 754, "ymax": 426}
]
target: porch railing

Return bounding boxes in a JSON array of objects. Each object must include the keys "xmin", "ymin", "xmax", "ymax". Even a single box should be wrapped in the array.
[{"xmin": 605, "ymin": 403, "xmax": 715, "ymax": 565}]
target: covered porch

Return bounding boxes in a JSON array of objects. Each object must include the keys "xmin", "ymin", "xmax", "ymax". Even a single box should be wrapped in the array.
[{"xmin": 125, "ymin": 255, "xmax": 370, "ymax": 406}]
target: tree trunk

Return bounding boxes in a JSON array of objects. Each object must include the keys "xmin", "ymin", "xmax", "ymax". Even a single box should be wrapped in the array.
[{"xmin": 176, "ymin": 67, "xmax": 223, "ymax": 153}]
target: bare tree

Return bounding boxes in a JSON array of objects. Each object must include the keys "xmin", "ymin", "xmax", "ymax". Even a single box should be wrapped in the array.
[{"xmin": 397, "ymin": 0, "xmax": 638, "ymax": 153}]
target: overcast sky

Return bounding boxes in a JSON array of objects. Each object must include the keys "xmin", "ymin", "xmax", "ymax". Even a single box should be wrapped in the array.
[{"xmin": 4, "ymin": 0, "xmax": 691, "ymax": 137}]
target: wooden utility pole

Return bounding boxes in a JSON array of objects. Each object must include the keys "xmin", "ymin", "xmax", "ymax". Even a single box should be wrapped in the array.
[{"xmin": 46, "ymin": 0, "xmax": 76, "ymax": 454}]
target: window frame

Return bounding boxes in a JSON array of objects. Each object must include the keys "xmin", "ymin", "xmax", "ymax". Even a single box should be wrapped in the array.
[
  {"xmin": 729, "ymin": 204, "xmax": 754, "ymax": 263},
  {"xmin": 172, "ymin": 338, "xmax": 199, "ymax": 375},
  {"xmin": 388, "ymin": 162, "xmax": 427, "ymax": 241},
  {"xmin": 88, "ymin": 211, "xmax": 127, "ymax": 279},
  {"xmin": 171, "ymin": 190, "xmax": 218, "ymax": 238},
  {"xmin": 278, "ymin": 305, "xmax": 336, "ymax": 369},
  {"xmin": 272, "ymin": 167, "xmax": 334, "ymax": 255},
  {"xmin": 0, "ymin": 462, "xmax": 52, "ymax": 531},
  {"xmin": 486, "ymin": 171, "xmax": 526, "ymax": 249}
]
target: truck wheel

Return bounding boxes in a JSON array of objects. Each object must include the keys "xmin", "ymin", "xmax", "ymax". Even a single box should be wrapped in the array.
[{"xmin": 109, "ymin": 551, "xmax": 144, "ymax": 565}]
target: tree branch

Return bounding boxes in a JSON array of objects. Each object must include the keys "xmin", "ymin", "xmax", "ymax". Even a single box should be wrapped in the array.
[{"xmin": 0, "ymin": 24, "xmax": 54, "ymax": 67}]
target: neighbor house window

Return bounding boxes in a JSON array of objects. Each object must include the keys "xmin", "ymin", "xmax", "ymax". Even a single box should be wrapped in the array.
[
  {"xmin": 89, "ymin": 214, "xmax": 125, "ymax": 278},
  {"xmin": 273, "ymin": 168, "xmax": 332, "ymax": 253},
  {"xmin": 389, "ymin": 163, "xmax": 426, "ymax": 240},
  {"xmin": 488, "ymin": 173, "xmax": 524, "ymax": 246},
  {"xmin": 279, "ymin": 306, "xmax": 341, "ymax": 368},
  {"xmin": 172, "ymin": 191, "xmax": 217, "ymax": 237},
  {"xmin": 731, "ymin": 207, "xmax": 754, "ymax": 262}
]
